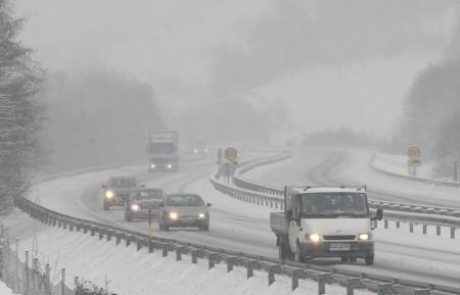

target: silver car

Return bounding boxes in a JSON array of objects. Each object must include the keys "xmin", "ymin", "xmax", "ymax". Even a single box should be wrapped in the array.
[
  {"xmin": 124, "ymin": 188, "xmax": 164, "ymax": 222},
  {"xmin": 159, "ymin": 193, "xmax": 211, "ymax": 231}
]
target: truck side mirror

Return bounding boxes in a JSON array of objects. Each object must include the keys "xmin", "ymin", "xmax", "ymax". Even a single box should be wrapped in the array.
[{"xmin": 376, "ymin": 208, "xmax": 383, "ymax": 221}]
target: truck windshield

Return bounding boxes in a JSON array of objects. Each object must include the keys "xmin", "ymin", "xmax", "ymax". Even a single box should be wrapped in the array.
[
  {"xmin": 150, "ymin": 142, "xmax": 175, "ymax": 154},
  {"xmin": 301, "ymin": 193, "xmax": 369, "ymax": 218}
]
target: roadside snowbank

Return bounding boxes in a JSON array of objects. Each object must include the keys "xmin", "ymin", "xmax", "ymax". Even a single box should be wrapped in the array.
[
  {"xmin": 1, "ymin": 210, "xmax": 373, "ymax": 295},
  {"xmin": 371, "ymin": 152, "xmax": 433, "ymax": 178},
  {"xmin": 0, "ymin": 281, "xmax": 14, "ymax": 295}
]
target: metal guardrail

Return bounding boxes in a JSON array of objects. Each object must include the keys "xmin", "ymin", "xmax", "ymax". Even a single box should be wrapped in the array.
[
  {"xmin": 369, "ymin": 151, "xmax": 460, "ymax": 188},
  {"xmin": 14, "ymin": 196, "xmax": 460, "ymax": 295},
  {"xmin": 211, "ymin": 152, "xmax": 460, "ymax": 239},
  {"xmin": 230, "ymin": 152, "xmax": 460, "ymax": 218}
]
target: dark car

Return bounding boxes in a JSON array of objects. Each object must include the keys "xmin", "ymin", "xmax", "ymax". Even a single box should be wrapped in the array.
[
  {"xmin": 124, "ymin": 188, "xmax": 164, "ymax": 222},
  {"xmin": 101, "ymin": 177, "xmax": 137, "ymax": 210},
  {"xmin": 159, "ymin": 193, "xmax": 211, "ymax": 231}
]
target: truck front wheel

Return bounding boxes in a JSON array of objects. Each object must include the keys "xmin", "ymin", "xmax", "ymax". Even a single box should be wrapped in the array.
[
  {"xmin": 295, "ymin": 242, "xmax": 305, "ymax": 263},
  {"xmin": 365, "ymin": 254, "xmax": 374, "ymax": 265}
]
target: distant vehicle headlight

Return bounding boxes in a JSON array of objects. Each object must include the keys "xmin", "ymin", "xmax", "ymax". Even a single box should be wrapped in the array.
[
  {"xmin": 308, "ymin": 233, "xmax": 321, "ymax": 243},
  {"xmin": 204, "ymin": 148, "xmax": 209, "ymax": 153},
  {"xmin": 193, "ymin": 149, "xmax": 198, "ymax": 154},
  {"xmin": 105, "ymin": 190, "xmax": 114, "ymax": 199},
  {"xmin": 169, "ymin": 211, "xmax": 178, "ymax": 220},
  {"xmin": 151, "ymin": 164, "xmax": 156, "ymax": 169},
  {"xmin": 167, "ymin": 164, "xmax": 173, "ymax": 169},
  {"xmin": 358, "ymin": 233, "xmax": 370, "ymax": 241},
  {"xmin": 198, "ymin": 213, "xmax": 206, "ymax": 219},
  {"xmin": 131, "ymin": 204, "xmax": 140, "ymax": 211}
]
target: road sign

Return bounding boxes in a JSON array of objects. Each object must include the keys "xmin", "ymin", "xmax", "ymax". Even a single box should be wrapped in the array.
[
  {"xmin": 407, "ymin": 145, "xmax": 421, "ymax": 159},
  {"xmin": 224, "ymin": 147, "xmax": 238, "ymax": 162}
]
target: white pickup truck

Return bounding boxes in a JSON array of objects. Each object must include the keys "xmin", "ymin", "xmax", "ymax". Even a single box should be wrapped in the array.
[{"xmin": 270, "ymin": 186, "xmax": 382, "ymax": 265}]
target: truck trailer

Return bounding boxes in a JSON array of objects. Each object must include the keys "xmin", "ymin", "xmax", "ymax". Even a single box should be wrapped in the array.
[{"xmin": 148, "ymin": 131, "xmax": 179, "ymax": 172}]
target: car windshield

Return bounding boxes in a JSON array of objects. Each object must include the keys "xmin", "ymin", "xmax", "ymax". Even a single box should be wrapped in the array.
[
  {"xmin": 301, "ymin": 193, "xmax": 369, "ymax": 218},
  {"xmin": 111, "ymin": 178, "xmax": 136, "ymax": 187},
  {"xmin": 166, "ymin": 195, "xmax": 204, "ymax": 206},
  {"xmin": 133, "ymin": 190, "xmax": 163, "ymax": 200}
]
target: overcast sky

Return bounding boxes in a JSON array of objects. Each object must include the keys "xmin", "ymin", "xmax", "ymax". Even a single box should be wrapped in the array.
[{"xmin": 13, "ymin": 0, "xmax": 460, "ymax": 139}]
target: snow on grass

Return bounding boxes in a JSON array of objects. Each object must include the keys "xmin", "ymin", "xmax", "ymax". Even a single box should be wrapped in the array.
[
  {"xmin": 0, "ymin": 281, "xmax": 14, "ymax": 295},
  {"xmin": 1, "ymin": 211, "xmax": 374, "ymax": 295},
  {"xmin": 372, "ymin": 152, "xmax": 434, "ymax": 178}
]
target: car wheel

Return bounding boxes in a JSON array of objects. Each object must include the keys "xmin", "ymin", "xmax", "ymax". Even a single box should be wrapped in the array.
[
  {"xmin": 349, "ymin": 257, "xmax": 357, "ymax": 263},
  {"xmin": 365, "ymin": 255, "xmax": 374, "ymax": 265},
  {"xmin": 103, "ymin": 202, "xmax": 110, "ymax": 211}
]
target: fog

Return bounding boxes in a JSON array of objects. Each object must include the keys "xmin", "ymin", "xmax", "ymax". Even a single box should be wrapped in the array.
[{"xmin": 11, "ymin": 0, "xmax": 460, "ymax": 169}]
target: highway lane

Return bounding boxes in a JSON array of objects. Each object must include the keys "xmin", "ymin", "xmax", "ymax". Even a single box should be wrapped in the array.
[{"xmin": 30, "ymin": 147, "xmax": 460, "ymax": 288}]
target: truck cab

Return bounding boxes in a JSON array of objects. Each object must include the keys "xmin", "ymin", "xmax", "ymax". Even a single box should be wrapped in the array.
[{"xmin": 270, "ymin": 186, "xmax": 382, "ymax": 265}]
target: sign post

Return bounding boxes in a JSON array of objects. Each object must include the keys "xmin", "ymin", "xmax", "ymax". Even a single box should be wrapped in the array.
[{"xmin": 407, "ymin": 145, "xmax": 422, "ymax": 177}]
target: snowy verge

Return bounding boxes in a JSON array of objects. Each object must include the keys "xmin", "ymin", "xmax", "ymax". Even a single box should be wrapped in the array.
[
  {"xmin": 370, "ymin": 151, "xmax": 460, "ymax": 188},
  {"xmin": 1, "ymin": 210, "xmax": 374, "ymax": 295},
  {"xmin": 0, "ymin": 281, "xmax": 14, "ymax": 295}
]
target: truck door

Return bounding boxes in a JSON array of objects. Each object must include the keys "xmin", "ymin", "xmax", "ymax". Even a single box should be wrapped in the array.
[{"xmin": 288, "ymin": 196, "xmax": 301, "ymax": 253}]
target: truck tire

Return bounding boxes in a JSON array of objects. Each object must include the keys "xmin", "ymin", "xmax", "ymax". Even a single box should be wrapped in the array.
[
  {"xmin": 365, "ymin": 255, "xmax": 374, "ymax": 265},
  {"xmin": 295, "ymin": 241, "xmax": 305, "ymax": 263}
]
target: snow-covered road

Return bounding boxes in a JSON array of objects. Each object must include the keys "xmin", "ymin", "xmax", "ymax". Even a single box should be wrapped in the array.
[{"xmin": 23, "ymin": 147, "xmax": 460, "ymax": 288}]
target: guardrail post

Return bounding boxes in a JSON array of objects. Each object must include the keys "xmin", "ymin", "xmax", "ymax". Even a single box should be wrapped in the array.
[
  {"xmin": 99, "ymin": 230, "xmax": 104, "ymax": 240},
  {"xmin": 422, "ymin": 224, "xmax": 427, "ymax": 235},
  {"xmin": 107, "ymin": 231, "xmax": 112, "ymax": 242},
  {"xmin": 137, "ymin": 241, "xmax": 142, "ymax": 251},
  {"xmin": 384, "ymin": 219, "xmax": 388, "ymax": 229},
  {"xmin": 346, "ymin": 278, "xmax": 362, "ymax": 295},
  {"xmin": 396, "ymin": 221, "xmax": 400, "ymax": 228},
  {"xmin": 24, "ymin": 251, "xmax": 29, "ymax": 295},
  {"xmin": 409, "ymin": 223, "xmax": 414, "ymax": 233},
  {"xmin": 268, "ymin": 265, "xmax": 280, "ymax": 286},
  {"xmin": 247, "ymin": 261, "xmax": 255, "ymax": 279},
  {"xmin": 377, "ymin": 283, "xmax": 393, "ymax": 295},
  {"xmin": 63, "ymin": 222, "xmax": 67, "ymax": 230},
  {"xmin": 208, "ymin": 255, "xmax": 215, "ymax": 269},
  {"xmin": 116, "ymin": 235, "xmax": 121, "ymax": 245},
  {"xmin": 450, "ymin": 227, "xmax": 456, "ymax": 239},
  {"xmin": 176, "ymin": 248, "xmax": 182, "ymax": 261},
  {"xmin": 318, "ymin": 274, "xmax": 328, "ymax": 295},
  {"xmin": 91, "ymin": 228, "xmax": 95, "ymax": 236},
  {"xmin": 191, "ymin": 250, "xmax": 198, "ymax": 264},
  {"xmin": 126, "ymin": 236, "xmax": 131, "ymax": 247},
  {"xmin": 162, "ymin": 244, "xmax": 168, "ymax": 257},
  {"xmin": 292, "ymin": 271, "xmax": 299, "ymax": 291},
  {"xmin": 436, "ymin": 225, "xmax": 441, "ymax": 236},
  {"xmin": 227, "ymin": 257, "xmax": 236, "ymax": 272},
  {"xmin": 83, "ymin": 225, "xmax": 88, "ymax": 234},
  {"xmin": 149, "ymin": 240, "xmax": 154, "ymax": 253}
]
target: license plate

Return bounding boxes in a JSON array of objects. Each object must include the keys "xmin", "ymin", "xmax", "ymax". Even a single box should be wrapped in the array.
[{"xmin": 329, "ymin": 243, "xmax": 351, "ymax": 251}]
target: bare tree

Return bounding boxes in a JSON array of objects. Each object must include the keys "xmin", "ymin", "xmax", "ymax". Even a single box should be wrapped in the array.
[{"xmin": 0, "ymin": 0, "xmax": 43, "ymax": 207}]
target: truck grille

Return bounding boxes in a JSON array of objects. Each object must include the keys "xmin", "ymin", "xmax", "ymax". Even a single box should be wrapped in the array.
[{"xmin": 323, "ymin": 235, "xmax": 356, "ymax": 241}]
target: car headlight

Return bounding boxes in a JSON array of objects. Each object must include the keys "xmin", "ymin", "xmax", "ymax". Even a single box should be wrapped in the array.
[
  {"xmin": 131, "ymin": 204, "xmax": 140, "ymax": 211},
  {"xmin": 105, "ymin": 190, "xmax": 114, "ymax": 199},
  {"xmin": 169, "ymin": 212, "xmax": 178, "ymax": 220},
  {"xmin": 167, "ymin": 164, "xmax": 173, "ymax": 169},
  {"xmin": 358, "ymin": 233, "xmax": 371, "ymax": 241},
  {"xmin": 308, "ymin": 233, "xmax": 321, "ymax": 243},
  {"xmin": 198, "ymin": 213, "xmax": 206, "ymax": 219},
  {"xmin": 151, "ymin": 164, "xmax": 156, "ymax": 168}
]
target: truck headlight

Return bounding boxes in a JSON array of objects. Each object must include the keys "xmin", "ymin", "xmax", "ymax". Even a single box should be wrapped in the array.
[
  {"xmin": 198, "ymin": 213, "xmax": 206, "ymax": 219},
  {"xmin": 105, "ymin": 190, "xmax": 114, "ymax": 199},
  {"xmin": 131, "ymin": 204, "xmax": 140, "ymax": 211},
  {"xmin": 308, "ymin": 233, "xmax": 321, "ymax": 243},
  {"xmin": 169, "ymin": 212, "xmax": 178, "ymax": 220},
  {"xmin": 167, "ymin": 164, "xmax": 173, "ymax": 169},
  {"xmin": 358, "ymin": 233, "xmax": 371, "ymax": 241}
]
